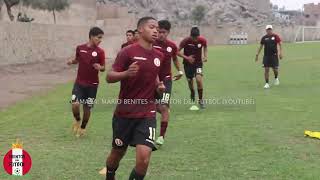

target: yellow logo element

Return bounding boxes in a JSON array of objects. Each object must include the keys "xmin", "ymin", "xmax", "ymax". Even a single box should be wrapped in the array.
[{"xmin": 12, "ymin": 139, "xmax": 23, "ymax": 149}]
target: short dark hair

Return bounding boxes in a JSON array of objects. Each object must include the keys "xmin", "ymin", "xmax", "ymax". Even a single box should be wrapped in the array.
[
  {"xmin": 126, "ymin": 30, "xmax": 135, "ymax": 35},
  {"xmin": 89, "ymin": 27, "xmax": 104, "ymax": 38},
  {"xmin": 137, "ymin": 16, "xmax": 156, "ymax": 28},
  {"xmin": 158, "ymin": 20, "xmax": 171, "ymax": 31},
  {"xmin": 190, "ymin": 26, "xmax": 200, "ymax": 37}
]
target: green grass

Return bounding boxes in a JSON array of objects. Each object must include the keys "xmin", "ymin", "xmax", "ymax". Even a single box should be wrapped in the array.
[{"xmin": 1, "ymin": 43, "xmax": 320, "ymax": 180}]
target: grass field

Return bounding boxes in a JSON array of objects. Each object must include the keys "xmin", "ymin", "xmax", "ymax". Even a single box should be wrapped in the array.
[{"xmin": 1, "ymin": 43, "xmax": 320, "ymax": 180}]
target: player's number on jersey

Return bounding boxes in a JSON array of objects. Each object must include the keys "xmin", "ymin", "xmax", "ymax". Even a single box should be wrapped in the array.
[
  {"xmin": 196, "ymin": 68, "xmax": 203, "ymax": 74},
  {"xmin": 162, "ymin": 93, "xmax": 170, "ymax": 103},
  {"xmin": 149, "ymin": 127, "xmax": 156, "ymax": 140}
]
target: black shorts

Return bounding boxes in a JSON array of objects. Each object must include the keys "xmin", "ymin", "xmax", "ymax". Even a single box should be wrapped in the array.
[
  {"xmin": 263, "ymin": 55, "xmax": 279, "ymax": 68},
  {"xmin": 71, "ymin": 83, "xmax": 97, "ymax": 108},
  {"xmin": 184, "ymin": 63, "xmax": 203, "ymax": 79},
  {"xmin": 156, "ymin": 79, "xmax": 172, "ymax": 105},
  {"xmin": 112, "ymin": 116, "xmax": 157, "ymax": 150}
]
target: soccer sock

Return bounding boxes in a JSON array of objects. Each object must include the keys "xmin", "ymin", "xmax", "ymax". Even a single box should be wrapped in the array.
[
  {"xmin": 129, "ymin": 168, "xmax": 145, "ymax": 180},
  {"xmin": 80, "ymin": 120, "xmax": 88, "ymax": 129},
  {"xmin": 190, "ymin": 89, "xmax": 195, "ymax": 102},
  {"xmin": 198, "ymin": 89, "xmax": 203, "ymax": 101},
  {"xmin": 265, "ymin": 79, "xmax": 269, "ymax": 83},
  {"xmin": 73, "ymin": 112, "xmax": 80, "ymax": 121},
  {"xmin": 160, "ymin": 122, "xmax": 168, "ymax": 137},
  {"xmin": 106, "ymin": 166, "xmax": 118, "ymax": 180},
  {"xmin": 274, "ymin": 72, "xmax": 278, "ymax": 79}
]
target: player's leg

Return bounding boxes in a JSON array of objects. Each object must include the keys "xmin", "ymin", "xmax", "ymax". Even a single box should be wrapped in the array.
[
  {"xmin": 71, "ymin": 102, "xmax": 81, "ymax": 132},
  {"xmin": 156, "ymin": 104, "xmax": 169, "ymax": 145},
  {"xmin": 195, "ymin": 75, "xmax": 204, "ymax": 108},
  {"xmin": 156, "ymin": 80, "xmax": 172, "ymax": 145},
  {"xmin": 71, "ymin": 83, "xmax": 83, "ymax": 133},
  {"xmin": 129, "ymin": 145, "xmax": 152, "ymax": 180},
  {"xmin": 130, "ymin": 118, "xmax": 156, "ymax": 179},
  {"xmin": 104, "ymin": 116, "xmax": 135, "ymax": 179},
  {"xmin": 264, "ymin": 67, "xmax": 270, "ymax": 89},
  {"xmin": 263, "ymin": 56, "xmax": 271, "ymax": 89},
  {"xmin": 106, "ymin": 147, "xmax": 128, "ymax": 180},
  {"xmin": 184, "ymin": 64, "xmax": 196, "ymax": 102},
  {"xmin": 77, "ymin": 86, "xmax": 97, "ymax": 137},
  {"xmin": 76, "ymin": 105, "xmax": 91, "ymax": 137},
  {"xmin": 187, "ymin": 78, "xmax": 195, "ymax": 102},
  {"xmin": 272, "ymin": 55, "xmax": 280, "ymax": 85},
  {"xmin": 195, "ymin": 66, "xmax": 204, "ymax": 109}
]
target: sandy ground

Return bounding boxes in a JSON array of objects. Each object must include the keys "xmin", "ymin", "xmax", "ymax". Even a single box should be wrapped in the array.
[{"xmin": 0, "ymin": 59, "xmax": 77, "ymax": 110}]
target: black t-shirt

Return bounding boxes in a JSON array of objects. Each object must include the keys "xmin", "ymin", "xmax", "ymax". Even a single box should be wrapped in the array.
[{"xmin": 260, "ymin": 34, "xmax": 281, "ymax": 56}]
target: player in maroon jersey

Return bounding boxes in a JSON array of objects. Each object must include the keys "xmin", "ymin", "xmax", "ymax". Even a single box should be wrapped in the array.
[
  {"xmin": 67, "ymin": 27, "xmax": 106, "ymax": 137},
  {"xmin": 104, "ymin": 17, "xmax": 165, "ymax": 180},
  {"xmin": 121, "ymin": 30, "xmax": 135, "ymax": 49},
  {"xmin": 178, "ymin": 26, "xmax": 208, "ymax": 110},
  {"xmin": 152, "ymin": 20, "xmax": 183, "ymax": 146}
]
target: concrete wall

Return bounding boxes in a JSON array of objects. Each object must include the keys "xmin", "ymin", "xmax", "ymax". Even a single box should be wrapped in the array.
[
  {"xmin": 0, "ymin": 22, "xmax": 87, "ymax": 65},
  {"xmin": 0, "ymin": 22, "xmax": 129, "ymax": 66},
  {"xmin": 0, "ymin": 21, "xmax": 297, "ymax": 66},
  {"xmin": 170, "ymin": 25, "xmax": 297, "ymax": 45}
]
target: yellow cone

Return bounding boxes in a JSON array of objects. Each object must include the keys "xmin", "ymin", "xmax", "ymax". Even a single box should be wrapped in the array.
[{"xmin": 304, "ymin": 130, "xmax": 320, "ymax": 139}]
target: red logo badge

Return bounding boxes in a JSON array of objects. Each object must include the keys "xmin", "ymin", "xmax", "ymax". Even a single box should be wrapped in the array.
[{"xmin": 3, "ymin": 139, "xmax": 32, "ymax": 176}]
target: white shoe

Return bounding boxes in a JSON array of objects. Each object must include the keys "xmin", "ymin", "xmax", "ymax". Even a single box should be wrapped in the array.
[
  {"xmin": 264, "ymin": 83, "xmax": 270, "ymax": 89},
  {"xmin": 156, "ymin": 136, "xmax": 164, "ymax": 145},
  {"xmin": 189, "ymin": 105, "xmax": 199, "ymax": 111},
  {"xmin": 274, "ymin": 78, "xmax": 280, "ymax": 86}
]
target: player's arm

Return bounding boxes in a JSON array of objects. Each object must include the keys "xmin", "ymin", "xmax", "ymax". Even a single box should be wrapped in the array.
[
  {"xmin": 276, "ymin": 35, "xmax": 283, "ymax": 59},
  {"xmin": 107, "ymin": 70, "xmax": 129, "ymax": 83},
  {"xmin": 107, "ymin": 62, "xmax": 139, "ymax": 83},
  {"xmin": 255, "ymin": 44, "xmax": 264, "ymax": 62},
  {"xmin": 106, "ymin": 49, "xmax": 139, "ymax": 84},
  {"xmin": 93, "ymin": 51, "xmax": 106, "ymax": 72},
  {"xmin": 177, "ymin": 48, "xmax": 195, "ymax": 64},
  {"xmin": 172, "ymin": 55, "xmax": 183, "ymax": 81},
  {"xmin": 67, "ymin": 57, "xmax": 78, "ymax": 65},
  {"xmin": 155, "ymin": 75, "xmax": 165, "ymax": 93},
  {"xmin": 203, "ymin": 45, "xmax": 208, "ymax": 62},
  {"xmin": 278, "ymin": 42, "xmax": 283, "ymax": 59},
  {"xmin": 67, "ymin": 47, "xmax": 80, "ymax": 65},
  {"xmin": 177, "ymin": 39, "xmax": 195, "ymax": 63}
]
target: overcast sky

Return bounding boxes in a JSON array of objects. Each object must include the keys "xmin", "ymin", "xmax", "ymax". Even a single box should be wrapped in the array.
[{"xmin": 270, "ymin": 0, "xmax": 320, "ymax": 10}]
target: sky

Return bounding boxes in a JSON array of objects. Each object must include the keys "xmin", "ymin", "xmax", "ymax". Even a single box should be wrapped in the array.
[{"xmin": 270, "ymin": 0, "xmax": 320, "ymax": 10}]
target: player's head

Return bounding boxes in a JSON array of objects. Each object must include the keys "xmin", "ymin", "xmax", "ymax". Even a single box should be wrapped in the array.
[
  {"xmin": 134, "ymin": 29, "xmax": 139, "ymax": 40},
  {"xmin": 137, "ymin": 16, "xmax": 158, "ymax": 43},
  {"xmin": 190, "ymin": 26, "xmax": 200, "ymax": 39},
  {"xmin": 266, "ymin": 25, "xmax": 273, "ymax": 35},
  {"xmin": 158, "ymin": 20, "xmax": 171, "ymax": 41},
  {"xmin": 89, "ymin": 27, "xmax": 104, "ymax": 46},
  {"xmin": 126, "ymin": 30, "xmax": 134, "ymax": 42}
]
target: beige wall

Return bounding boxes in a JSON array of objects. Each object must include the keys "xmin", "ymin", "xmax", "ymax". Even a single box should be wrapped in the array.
[
  {"xmin": 170, "ymin": 25, "xmax": 297, "ymax": 45},
  {"xmin": 0, "ymin": 22, "xmax": 297, "ymax": 66},
  {"xmin": 0, "ymin": 22, "xmax": 129, "ymax": 66}
]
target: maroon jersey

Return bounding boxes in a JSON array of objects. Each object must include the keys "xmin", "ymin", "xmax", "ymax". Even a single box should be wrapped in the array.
[
  {"xmin": 153, "ymin": 39, "xmax": 178, "ymax": 80},
  {"xmin": 179, "ymin": 36, "xmax": 207, "ymax": 66},
  {"xmin": 112, "ymin": 44, "xmax": 165, "ymax": 118},
  {"xmin": 75, "ymin": 44, "xmax": 105, "ymax": 87},
  {"xmin": 121, "ymin": 41, "xmax": 133, "ymax": 49}
]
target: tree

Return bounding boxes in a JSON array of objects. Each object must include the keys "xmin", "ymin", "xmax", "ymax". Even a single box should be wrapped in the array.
[
  {"xmin": 191, "ymin": 5, "xmax": 206, "ymax": 25},
  {"xmin": 22, "ymin": 0, "xmax": 70, "ymax": 24},
  {"xmin": 3, "ymin": 0, "xmax": 20, "ymax": 21}
]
